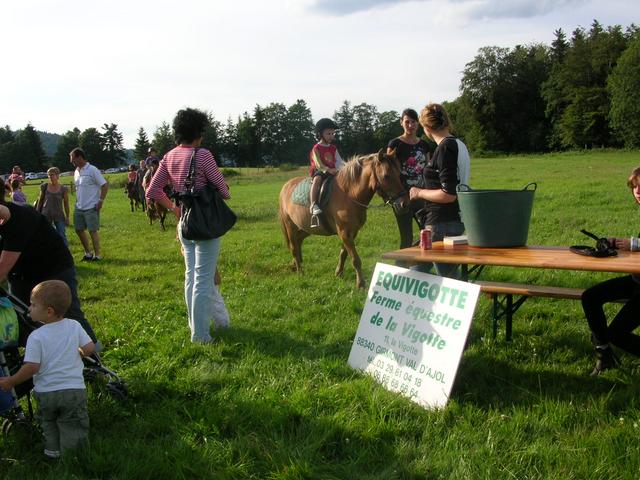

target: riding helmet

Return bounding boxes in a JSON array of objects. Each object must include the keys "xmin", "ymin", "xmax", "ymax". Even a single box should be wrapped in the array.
[{"xmin": 314, "ymin": 118, "xmax": 339, "ymax": 138}]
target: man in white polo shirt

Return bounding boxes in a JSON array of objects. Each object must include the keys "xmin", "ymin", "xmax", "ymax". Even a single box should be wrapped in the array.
[{"xmin": 69, "ymin": 148, "xmax": 109, "ymax": 261}]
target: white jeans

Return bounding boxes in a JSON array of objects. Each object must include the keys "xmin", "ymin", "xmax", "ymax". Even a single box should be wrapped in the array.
[{"xmin": 179, "ymin": 231, "xmax": 228, "ymax": 342}]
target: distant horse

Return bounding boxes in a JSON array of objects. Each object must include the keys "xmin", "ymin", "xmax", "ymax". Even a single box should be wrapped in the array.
[
  {"xmin": 146, "ymin": 185, "xmax": 172, "ymax": 230},
  {"xmin": 125, "ymin": 182, "xmax": 141, "ymax": 212},
  {"xmin": 146, "ymin": 200, "xmax": 167, "ymax": 230},
  {"xmin": 279, "ymin": 149, "xmax": 407, "ymax": 288}
]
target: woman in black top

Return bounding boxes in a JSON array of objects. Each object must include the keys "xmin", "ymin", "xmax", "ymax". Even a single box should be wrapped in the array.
[
  {"xmin": 409, "ymin": 103, "xmax": 469, "ymax": 278},
  {"xmin": 387, "ymin": 108, "xmax": 434, "ymax": 249}
]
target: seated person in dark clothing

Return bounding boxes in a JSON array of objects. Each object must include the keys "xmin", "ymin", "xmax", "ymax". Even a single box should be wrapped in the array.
[
  {"xmin": 581, "ymin": 166, "xmax": 640, "ymax": 375},
  {"xmin": 0, "ymin": 181, "xmax": 98, "ymax": 345}
]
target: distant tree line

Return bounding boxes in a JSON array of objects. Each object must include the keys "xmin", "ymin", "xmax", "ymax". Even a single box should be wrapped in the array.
[
  {"xmin": 0, "ymin": 123, "xmax": 126, "ymax": 174},
  {"xmin": 129, "ymin": 99, "xmax": 407, "ymax": 168},
  {"xmin": 449, "ymin": 20, "xmax": 640, "ymax": 153},
  {"xmin": 1, "ymin": 20, "xmax": 638, "ymax": 173}
]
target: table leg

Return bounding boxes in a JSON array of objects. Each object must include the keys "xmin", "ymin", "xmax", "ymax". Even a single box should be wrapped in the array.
[{"xmin": 490, "ymin": 293, "xmax": 529, "ymax": 341}]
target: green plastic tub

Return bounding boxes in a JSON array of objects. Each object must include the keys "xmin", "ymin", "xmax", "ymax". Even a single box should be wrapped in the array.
[{"xmin": 457, "ymin": 183, "xmax": 536, "ymax": 247}]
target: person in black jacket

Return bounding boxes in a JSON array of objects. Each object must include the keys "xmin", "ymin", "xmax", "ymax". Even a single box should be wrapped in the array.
[{"xmin": 581, "ymin": 166, "xmax": 640, "ymax": 375}]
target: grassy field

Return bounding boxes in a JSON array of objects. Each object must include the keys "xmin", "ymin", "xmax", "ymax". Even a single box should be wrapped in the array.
[{"xmin": 3, "ymin": 150, "xmax": 640, "ymax": 479}]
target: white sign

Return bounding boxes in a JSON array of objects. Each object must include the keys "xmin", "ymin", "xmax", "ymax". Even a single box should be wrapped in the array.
[{"xmin": 348, "ymin": 262, "xmax": 481, "ymax": 409}]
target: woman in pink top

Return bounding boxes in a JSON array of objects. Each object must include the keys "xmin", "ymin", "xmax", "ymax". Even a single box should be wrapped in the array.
[{"xmin": 146, "ymin": 108, "xmax": 230, "ymax": 343}]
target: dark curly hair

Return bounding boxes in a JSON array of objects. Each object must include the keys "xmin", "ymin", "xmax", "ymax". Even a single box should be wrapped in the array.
[{"xmin": 172, "ymin": 108, "xmax": 209, "ymax": 144}]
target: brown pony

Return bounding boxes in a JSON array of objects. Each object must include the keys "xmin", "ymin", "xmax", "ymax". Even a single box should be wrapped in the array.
[
  {"xmin": 147, "ymin": 200, "xmax": 167, "ymax": 230},
  {"xmin": 146, "ymin": 185, "xmax": 172, "ymax": 230},
  {"xmin": 125, "ymin": 182, "xmax": 141, "ymax": 212},
  {"xmin": 279, "ymin": 149, "xmax": 407, "ymax": 288}
]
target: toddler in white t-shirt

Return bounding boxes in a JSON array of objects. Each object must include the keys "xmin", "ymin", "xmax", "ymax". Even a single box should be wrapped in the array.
[{"xmin": 0, "ymin": 280, "xmax": 95, "ymax": 458}]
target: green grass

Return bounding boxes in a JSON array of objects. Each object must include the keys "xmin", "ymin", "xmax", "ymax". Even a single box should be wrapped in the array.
[{"xmin": 5, "ymin": 151, "xmax": 640, "ymax": 479}]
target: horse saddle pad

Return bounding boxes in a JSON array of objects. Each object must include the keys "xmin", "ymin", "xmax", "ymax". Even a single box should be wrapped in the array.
[{"xmin": 291, "ymin": 177, "xmax": 334, "ymax": 207}]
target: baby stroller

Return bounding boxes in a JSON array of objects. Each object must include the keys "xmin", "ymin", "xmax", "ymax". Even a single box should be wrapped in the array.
[{"xmin": 0, "ymin": 287, "xmax": 126, "ymax": 435}]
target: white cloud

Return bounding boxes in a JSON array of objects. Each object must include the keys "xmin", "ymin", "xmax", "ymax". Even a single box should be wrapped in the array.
[{"xmin": 309, "ymin": 0, "xmax": 587, "ymax": 18}]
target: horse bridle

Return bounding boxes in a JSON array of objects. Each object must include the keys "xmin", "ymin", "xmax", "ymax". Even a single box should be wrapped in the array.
[{"xmin": 349, "ymin": 158, "xmax": 407, "ymax": 209}]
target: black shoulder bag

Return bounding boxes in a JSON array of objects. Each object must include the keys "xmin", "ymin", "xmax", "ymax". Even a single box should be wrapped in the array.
[{"xmin": 177, "ymin": 148, "xmax": 236, "ymax": 240}]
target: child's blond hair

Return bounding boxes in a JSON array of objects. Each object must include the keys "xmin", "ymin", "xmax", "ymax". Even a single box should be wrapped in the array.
[{"xmin": 31, "ymin": 280, "xmax": 72, "ymax": 317}]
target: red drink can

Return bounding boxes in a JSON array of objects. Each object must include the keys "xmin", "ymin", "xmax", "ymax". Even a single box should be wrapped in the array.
[{"xmin": 420, "ymin": 228, "xmax": 432, "ymax": 250}]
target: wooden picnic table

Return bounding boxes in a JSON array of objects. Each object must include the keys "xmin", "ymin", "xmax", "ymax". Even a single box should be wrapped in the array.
[
  {"xmin": 381, "ymin": 243, "xmax": 640, "ymax": 340},
  {"xmin": 381, "ymin": 243, "xmax": 640, "ymax": 275}
]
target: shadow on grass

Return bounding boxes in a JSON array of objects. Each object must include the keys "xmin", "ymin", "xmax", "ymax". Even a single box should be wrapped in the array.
[
  {"xmin": 80, "ymin": 381, "xmax": 430, "ymax": 479},
  {"xmin": 215, "ymin": 325, "xmax": 355, "ymax": 365},
  {"xmin": 453, "ymin": 343, "xmax": 640, "ymax": 412}
]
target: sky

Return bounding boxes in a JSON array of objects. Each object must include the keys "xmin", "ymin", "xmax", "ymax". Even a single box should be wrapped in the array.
[{"xmin": 1, "ymin": 0, "xmax": 638, "ymax": 148}]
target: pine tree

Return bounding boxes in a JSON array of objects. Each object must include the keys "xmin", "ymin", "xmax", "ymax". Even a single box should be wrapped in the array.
[
  {"xmin": 16, "ymin": 123, "xmax": 47, "ymax": 171},
  {"xmin": 133, "ymin": 127, "xmax": 151, "ymax": 162},
  {"xmin": 219, "ymin": 117, "xmax": 238, "ymax": 166},
  {"xmin": 0, "ymin": 125, "xmax": 14, "ymax": 145},
  {"xmin": 101, "ymin": 123, "xmax": 126, "ymax": 167}
]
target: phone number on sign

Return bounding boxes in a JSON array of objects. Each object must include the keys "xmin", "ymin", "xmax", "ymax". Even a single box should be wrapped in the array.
[{"xmin": 367, "ymin": 355, "xmax": 422, "ymax": 398}]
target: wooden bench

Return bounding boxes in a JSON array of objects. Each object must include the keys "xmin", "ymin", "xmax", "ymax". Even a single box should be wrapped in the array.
[{"xmin": 475, "ymin": 280, "xmax": 585, "ymax": 341}]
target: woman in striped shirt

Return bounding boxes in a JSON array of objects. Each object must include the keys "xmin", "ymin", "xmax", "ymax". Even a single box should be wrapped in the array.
[{"xmin": 146, "ymin": 108, "xmax": 230, "ymax": 344}]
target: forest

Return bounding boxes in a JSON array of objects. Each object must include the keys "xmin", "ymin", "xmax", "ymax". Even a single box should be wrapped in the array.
[{"xmin": 1, "ymin": 20, "xmax": 638, "ymax": 173}]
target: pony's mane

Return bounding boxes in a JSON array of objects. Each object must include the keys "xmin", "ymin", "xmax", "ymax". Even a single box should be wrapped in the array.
[{"xmin": 336, "ymin": 153, "xmax": 377, "ymax": 193}]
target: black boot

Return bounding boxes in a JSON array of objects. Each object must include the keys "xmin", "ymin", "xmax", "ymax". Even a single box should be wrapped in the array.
[{"xmin": 590, "ymin": 344, "xmax": 620, "ymax": 376}]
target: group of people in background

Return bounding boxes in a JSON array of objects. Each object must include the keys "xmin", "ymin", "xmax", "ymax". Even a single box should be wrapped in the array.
[
  {"xmin": 124, "ymin": 146, "xmax": 163, "ymax": 212},
  {"xmin": 5, "ymin": 150, "xmax": 108, "ymax": 258},
  {"xmin": 4, "ymin": 165, "xmax": 28, "ymax": 206}
]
